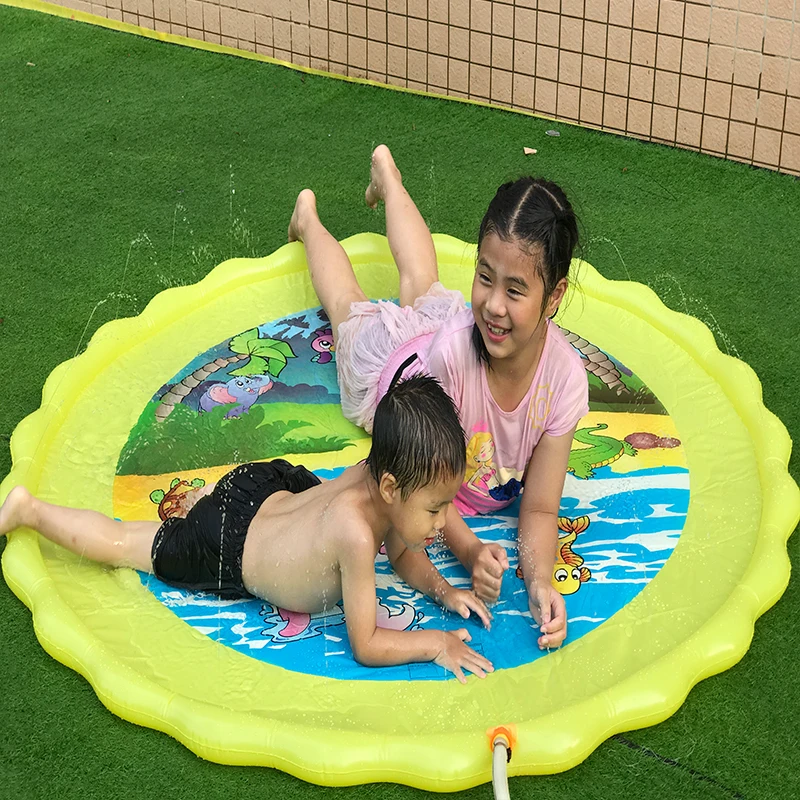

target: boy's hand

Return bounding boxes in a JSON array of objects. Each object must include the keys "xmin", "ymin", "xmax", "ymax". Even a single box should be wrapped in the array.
[
  {"xmin": 434, "ymin": 629, "xmax": 494, "ymax": 684},
  {"xmin": 528, "ymin": 582, "xmax": 567, "ymax": 649},
  {"xmin": 440, "ymin": 587, "xmax": 493, "ymax": 629},
  {"xmin": 470, "ymin": 542, "xmax": 509, "ymax": 603}
]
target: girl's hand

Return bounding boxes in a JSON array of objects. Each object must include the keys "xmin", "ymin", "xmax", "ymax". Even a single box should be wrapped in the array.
[
  {"xmin": 469, "ymin": 542, "xmax": 509, "ymax": 603},
  {"xmin": 440, "ymin": 586, "xmax": 493, "ymax": 629},
  {"xmin": 434, "ymin": 629, "xmax": 494, "ymax": 684},
  {"xmin": 528, "ymin": 582, "xmax": 567, "ymax": 649}
]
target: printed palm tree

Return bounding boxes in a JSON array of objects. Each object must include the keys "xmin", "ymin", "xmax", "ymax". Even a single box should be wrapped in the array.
[{"xmin": 154, "ymin": 328, "xmax": 296, "ymax": 422}]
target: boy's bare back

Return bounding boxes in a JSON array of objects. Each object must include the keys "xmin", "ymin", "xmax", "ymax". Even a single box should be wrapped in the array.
[{"xmin": 241, "ymin": 464, "xmax": 379, "ymax": 613}]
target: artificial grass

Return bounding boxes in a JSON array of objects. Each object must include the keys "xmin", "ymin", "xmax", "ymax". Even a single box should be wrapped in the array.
[{"xmin": 0, "ymin": 5, "xmax": 797, "ymax": 799}]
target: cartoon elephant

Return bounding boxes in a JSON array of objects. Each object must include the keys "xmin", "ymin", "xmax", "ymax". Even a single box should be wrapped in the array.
[{"xmin": 198, "ymin": 374, "xmax": 273, "ymax": 419}]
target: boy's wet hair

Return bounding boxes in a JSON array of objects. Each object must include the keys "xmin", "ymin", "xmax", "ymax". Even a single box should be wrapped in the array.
[
  {"xmin": 366, "ymin": 375, "xmax": 466, "ymax": 499},
  {"xmin": 472, "ymin": 177, "xmax": 579, "ymax": 364}
]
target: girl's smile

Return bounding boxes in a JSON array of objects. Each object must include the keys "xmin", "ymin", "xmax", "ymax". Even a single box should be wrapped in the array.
[{"xmin": 484, "ymin": 320, "xmax": 511, "ymax": 341}]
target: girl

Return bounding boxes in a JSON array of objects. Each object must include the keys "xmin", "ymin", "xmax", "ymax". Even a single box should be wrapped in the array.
[{"xmin": 288, "ymin": 146, "xmax": 588, "ymax": 650}]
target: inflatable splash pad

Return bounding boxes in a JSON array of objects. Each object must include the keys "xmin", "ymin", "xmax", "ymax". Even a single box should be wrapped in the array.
[{"xmin": 2, "ymin": 234, "xmax": 797, "ymax": 789}]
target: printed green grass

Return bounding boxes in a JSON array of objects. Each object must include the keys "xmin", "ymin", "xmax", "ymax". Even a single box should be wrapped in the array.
[
  {"xmin": 117, "ymin": 402, "xmax": 363, "ymax": 474},
  {"xmin": 0, "ymin": 5, "xmax": 797, "ymax": 799}
]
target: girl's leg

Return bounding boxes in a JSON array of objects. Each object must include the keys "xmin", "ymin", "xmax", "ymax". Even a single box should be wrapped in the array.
[
  {"xmin": 288, "ymin": 189, "xmax": 367, "ymax": 339},
  {"xmin": 365, "ymin": 145, "xmax": 439, "ymax": 308},
  {"xmin": 0, "ymin": 485, "xmax": 158, "ymax": 571}
]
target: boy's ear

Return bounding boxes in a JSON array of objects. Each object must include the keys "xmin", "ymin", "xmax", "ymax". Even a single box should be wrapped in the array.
[
  {"xmin": 378, "ymin": 472, "xmax": 398, "ymax": 504},
  {"xmin": 546, "ymin": 278, "xmax": 568, "ymax": 318}
]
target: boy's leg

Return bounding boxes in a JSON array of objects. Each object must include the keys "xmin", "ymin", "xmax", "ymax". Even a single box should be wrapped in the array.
[
  {"xmin": 0, "ymin": 485, "xmax": 158, "ymax": 571},
  {"xmin": 365, "ymin": 145, "xmax": 439, "ymax": 308},
  {"xmin": 288, "ymin": 189, "xmax": 367, "ymax": 339}
]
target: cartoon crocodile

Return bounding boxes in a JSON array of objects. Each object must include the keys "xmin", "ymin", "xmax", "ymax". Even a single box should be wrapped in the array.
[{"xmin": 568, "ymin": 423, "xmax": 637, "ymax": 479}]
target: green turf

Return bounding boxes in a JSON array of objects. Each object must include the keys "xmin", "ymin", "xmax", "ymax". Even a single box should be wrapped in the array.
[{"xmin": 0, "ymin": 6, "xmax": 797, "ymax": 799}]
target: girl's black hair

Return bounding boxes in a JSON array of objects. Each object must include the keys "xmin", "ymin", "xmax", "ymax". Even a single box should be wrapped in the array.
[
  {"xmin": 366, "ymin": 375, "xmax": 466, "ymax": 499},
  {"xmin": 472, "ymin": 177, "xmax": 580, "ymax": 364}
]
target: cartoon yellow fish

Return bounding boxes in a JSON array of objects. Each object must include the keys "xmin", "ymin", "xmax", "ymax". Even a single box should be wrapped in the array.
[{"xmin": 552, "ymin": 516, "xmax": 592, "ymax": 595}]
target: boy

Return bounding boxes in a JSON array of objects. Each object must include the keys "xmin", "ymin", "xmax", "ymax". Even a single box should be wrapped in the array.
[{"xmin": 0, "ymin": 376, "xmax": 493, "ymax": 683}]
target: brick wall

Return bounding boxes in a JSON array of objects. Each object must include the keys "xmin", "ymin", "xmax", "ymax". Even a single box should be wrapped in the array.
[{"xmin": 49, "ymin": 0, "xmax": 800, "ymax": 175}]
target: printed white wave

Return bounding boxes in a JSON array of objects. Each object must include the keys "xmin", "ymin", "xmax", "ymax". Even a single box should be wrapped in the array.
[
  {"xmin": 182, "ymin": 611, "xmax": 263, "ymax": 641},
  {"xmin": 649, "ymin": 503, "xmax": 686, "ymax": 518},
  {"xmin": 427, "ymin": 552, "xmax": 463, "ymax": 571},
  {"xmin": 563, "ymin": 471, "xmax": 689, "ymax": 507},
  {"xmin": 469, "ymin": 536, "xmax": 518, "ymax": 550},
  {"xmin": 590, "ymin": 571, "xmax": 650, "ymax": 584},
  {"xmin": 470, "ymin": 519, "xmax": 518, "ymax": 535},
  {"xmin": 582, "ymin": 529, "xmax": 682, "ymax": 552},
  {"xmin": 586, "ymin": 552, "xmax": 669, "ymax": 567},
  {"xmin": 568, "ymin": 616, "xmax": 607, "ymax": 623},
  {"xmin": 583, "ymin": 512, "xmax": 642, "ymax": 525},
  {"xmin": 582, "ymin": 504, "xmax": 685, "ymax": 527},
  {"xmin": 239, "ymin": 639, "xmax": 271, "ymax": 650},
  {"xmin": 157, "ymin": 590, "xmax": 252, "ymax": 608},
  {"xmin": 187, "ymin": 623, "xmax": 272, "ymax": 649}
]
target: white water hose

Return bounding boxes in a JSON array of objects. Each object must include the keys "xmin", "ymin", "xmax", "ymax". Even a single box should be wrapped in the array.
[{"xmin": 491, "ymin": 732, "xmax": 512, "ymax": 800}]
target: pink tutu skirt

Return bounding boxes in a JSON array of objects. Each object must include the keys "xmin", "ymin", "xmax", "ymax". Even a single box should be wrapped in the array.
[{"xmin": 335, "ymin": 282, "xmax": 466, "ymax": 432}]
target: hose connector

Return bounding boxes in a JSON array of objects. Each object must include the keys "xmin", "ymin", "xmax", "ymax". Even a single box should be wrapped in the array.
[
  {"xmin": 487, "ymin": 725, "xmax": 515, "ymax": 760},
  {"xmin": 488, "ymin": 725, "xmax": 516, "ymax": 800}
]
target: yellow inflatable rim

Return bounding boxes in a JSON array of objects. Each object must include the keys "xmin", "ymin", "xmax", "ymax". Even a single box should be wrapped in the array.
[{"xmin": 2, "ymin": 234, "xmax": 797, "ymax": 790}]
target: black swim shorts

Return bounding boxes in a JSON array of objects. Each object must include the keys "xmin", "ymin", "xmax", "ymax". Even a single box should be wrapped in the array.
[{"xmin": 150, "ymin": 459, "xmax": 321, "ymax": 598}]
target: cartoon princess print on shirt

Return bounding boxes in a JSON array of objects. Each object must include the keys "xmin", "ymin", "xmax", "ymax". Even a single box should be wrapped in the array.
[
  {"xmin": 464, "ymin": 426, "xmax": 523, "ymax": 504},
  {"xmin": 465, "ymin": 430, "xmax": 499, "ymax": 495}
]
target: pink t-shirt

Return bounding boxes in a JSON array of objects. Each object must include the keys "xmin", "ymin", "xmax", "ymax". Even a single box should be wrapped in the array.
[{"xmin": 378, "ymin": 309, "xmax": 589, "ymax": 515}]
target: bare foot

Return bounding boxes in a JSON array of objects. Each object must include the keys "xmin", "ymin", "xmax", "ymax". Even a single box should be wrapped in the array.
[
  {"xmin": 365, "ymin": 144, "xmax": 402, "ymax": 209},
  {"xmin": 288, "ymin": 189, "xmax": 318, "ymax": 243},
  {"xmin": 0, "ymin": 485, "xmax": 33, "ymax": 537}
]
